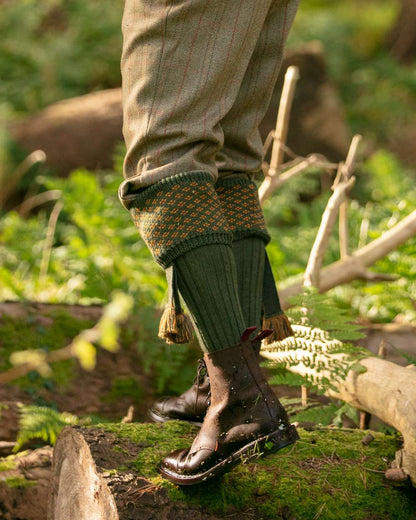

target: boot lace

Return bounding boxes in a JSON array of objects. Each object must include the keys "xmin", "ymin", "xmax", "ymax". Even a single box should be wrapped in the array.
[{"xmin": 194, "ymin": 358, "xmax": 211, "ymax": 413}]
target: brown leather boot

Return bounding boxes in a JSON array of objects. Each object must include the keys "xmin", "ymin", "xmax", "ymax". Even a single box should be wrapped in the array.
[
  {"xmin": 148, "ymin": 359, "xmax": 210, "ymax": 426},
  {"xmin": 159, "ymin": 327, "xmax": 299, "ymax": 485},
  {"xmin": 149, "ymin": 338, "xmax": 263, "ymax": 425}
]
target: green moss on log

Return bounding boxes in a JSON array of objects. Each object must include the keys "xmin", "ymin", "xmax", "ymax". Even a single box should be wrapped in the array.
[
  {"xmin": 100, "ymin": 422, "xmax": 415, "ymax": 520},
  {"xmin": 3, "ymin": 476, "xmax": 37, "ymax": 489}
]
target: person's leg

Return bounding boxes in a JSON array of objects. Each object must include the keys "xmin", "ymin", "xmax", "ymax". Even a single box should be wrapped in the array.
[
  {"xmin": 215, "ymin": 0, "xmax": 299, "ymax": 341},
  {"xmin": 121, "ymin": 0, "xmax": 298, "ymax": 485},
  {"xmin": 148, "ymin": 0, "xmax": 298, "ymax": 427}
]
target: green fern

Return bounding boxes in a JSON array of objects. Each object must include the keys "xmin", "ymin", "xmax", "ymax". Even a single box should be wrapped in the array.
[
  {"xmin": 15, "ymin": 405, "xmax": 78, "ymax": 451},
  {"xmin": 287, "ymin": 289, "xmax": 365, "ymax": 342},
  {"xmin": 263, "ymin": 291, "xmax": 369, "ymax": 394}
]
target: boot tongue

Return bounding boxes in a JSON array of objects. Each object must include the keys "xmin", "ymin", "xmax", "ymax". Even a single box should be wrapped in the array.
[
  {"xmin": 239, "ymin": 327, "xmax": 273, "ymax": 344},
  {"xmin": 254, "ymin": 328, "xmax": 273, "ymax": 342},
  {"xmin": 240, "ymin": 326, "xmax": 258, "ymax": 342}
]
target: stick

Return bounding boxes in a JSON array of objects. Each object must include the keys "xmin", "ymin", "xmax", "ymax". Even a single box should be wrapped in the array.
[
  {"xmin": 268, "ymin": 66, "xmax": 300, "ymax": 178},
  {"xmin": 280, "ymin": 208, "xmax": 416, "ymax": 306},
  {"xmin": 259, "ymin": 154, "xmax": 327, "ymax": 204},
  {"xmin": 304, "ymin": 177, "xmax": 356, "ymax": 287},
  {"xmin": 0, "ymin": 150, "xmax": 46, "ymax": 207},
  {"xmin": 338, "ymin": 135, "xmax": 362, "ymax": 259},
  {"xmin": 39, "ymin": 200, "xmax": 64, "ymax": 281}
]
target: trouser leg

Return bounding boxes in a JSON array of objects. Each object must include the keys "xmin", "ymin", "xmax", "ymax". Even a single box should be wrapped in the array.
[
  {"xmin": 216, "ymin": 0, "xmax": 300, "ymax": 176},
  {"xmin": 120, "ymin": 1, "xmax": 280, "ymax": 353},
  {"xmin": 119, "ymin": 0, "xmax": 275, "ymax": 207}
]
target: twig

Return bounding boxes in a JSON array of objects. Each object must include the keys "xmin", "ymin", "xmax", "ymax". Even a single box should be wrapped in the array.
[
  {"xmin": 260, "ymin": 155, "xmax": 324, "ymax": 203},
  {"xmin": 0, "ymin": 321, "xmax": 100, "ymax": 385},
  {"xmin": 268, "ymin": 66, "xmax": 300, "ymax": 178},
  {"xmin": 16, "ymin": 190, "xmax": 62, "ymax": 216},
  {"xmin": 304, "ymin": 176, "xmax": 356, "ymax": 287},
  {"xmin": 39, "ymin": 200, "xmax": 64, "ymax": 281},
  {"xmin": 338, "ymin": 135, "xmax": 362, "ymax": 259},
  {"xmin": 0, "ymin": 150, "xmax": 46, "ymax": 207},
  {"xmin": 301, "ymin": 385, "xmax": 309, "ymax": 407}
]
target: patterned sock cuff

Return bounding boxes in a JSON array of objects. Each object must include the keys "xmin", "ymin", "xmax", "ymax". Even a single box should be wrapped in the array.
[
  {"xmin": 215, "ymin": 176, "xmax": 270, "ymax": 244},
  {"xmin": 130, "ymin": 172, "xmax": 232, "ymax": 268}
]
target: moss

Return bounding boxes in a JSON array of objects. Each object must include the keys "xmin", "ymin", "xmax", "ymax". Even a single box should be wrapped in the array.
[
  {"xmin": 3, "ymin": 476, "xmax": 37, "ymax": 489},
  {"xmin": 99, "ymin": 422, "xmax": 416, "ymax": 520},
  {"xmin": 0, "ymin": 457, "xmax": 17, "ymax": 472},
  {"xmin": 0, "ymin": 309, "xmax": 94, "ymax": 392}
]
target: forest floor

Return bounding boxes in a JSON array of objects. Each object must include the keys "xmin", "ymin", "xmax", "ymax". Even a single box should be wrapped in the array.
[{"xmin": 0, "ymin": 302, "xmax": 415, "ymax": 519}]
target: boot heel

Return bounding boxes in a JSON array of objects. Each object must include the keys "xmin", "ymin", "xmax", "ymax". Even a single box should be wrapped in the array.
[
  {"xmin": 240, "ymin": 424, "xmax": 299, "ymax": 464},
  {"xmin": 262, "ymin": 424, "xmax": 299, "ymax": 454}
]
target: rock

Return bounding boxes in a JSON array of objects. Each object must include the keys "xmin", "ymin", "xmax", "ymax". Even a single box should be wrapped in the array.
[{"xmin": 9, "ymin": 88, "xmax": 123, "ymax": 177}]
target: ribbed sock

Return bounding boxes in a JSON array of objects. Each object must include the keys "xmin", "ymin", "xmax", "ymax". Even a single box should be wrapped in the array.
[
  {"xmin": 175, "ymin": 244, "xmax": 246, "ymax": 353},
  {"xmin": 232, "ymin": 237, "xmax": 265, "ymax": 331}
]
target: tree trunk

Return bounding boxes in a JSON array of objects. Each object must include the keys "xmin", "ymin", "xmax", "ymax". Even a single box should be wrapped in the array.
[
  {"xmin": 46, "ymin": 424, "xmax": 412, "ymax": 520},
  {"xmin": 386, "ymin": 0, "xmax": 416, "ymax": 63}
]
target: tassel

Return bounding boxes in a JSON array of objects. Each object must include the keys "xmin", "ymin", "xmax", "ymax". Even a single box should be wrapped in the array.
[
  {"xmin": 262, "ymin": 312, "xmax": 294, "ymax": 344},
  {"xmin": 158, "ymin": 265, "xmax": 194, "ymax": 344},
  {"xmin": 262, "ymin": 252, "xmax": 294, "ymax": 343},
  {"xmin": 158, "ymin": 306, "xmax": 194, "ymax": 344}
]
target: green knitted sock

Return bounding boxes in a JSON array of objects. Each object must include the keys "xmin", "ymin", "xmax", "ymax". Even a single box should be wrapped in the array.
[
  {"xmin": 232, "ymin": 237, "xmax": 265, "ymax": 330},
  {"xmin": 175, "ymin": 244, "xmax": 246, "ymax": 353}
]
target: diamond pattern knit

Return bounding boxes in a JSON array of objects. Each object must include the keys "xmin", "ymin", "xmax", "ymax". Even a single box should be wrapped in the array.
[
  {"xmin": 215, "ymin": 176, "xmax": 270, "ymax": 244},
  {"xmin": 130, "ymin": 172, "xmax": 232, "ymax": 268}
]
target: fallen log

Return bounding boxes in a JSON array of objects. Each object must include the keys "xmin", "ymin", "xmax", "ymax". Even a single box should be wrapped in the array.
[
  {"xmin": 261, "ymin": 325, "xmax": 416, "ymax": 486},
  {"xmin": 47, "ymin": 423, "xmax": 413, "ymax": 520}
]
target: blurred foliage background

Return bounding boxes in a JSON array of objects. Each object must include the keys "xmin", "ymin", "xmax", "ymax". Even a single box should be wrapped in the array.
[{"xmin": 1, "ymin": 0, "xmax": 415, "ymax": 324}]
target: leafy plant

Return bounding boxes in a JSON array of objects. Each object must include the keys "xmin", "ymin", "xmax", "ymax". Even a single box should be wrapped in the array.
[
  {"xmin": 265, "ymin": 290, "xmax": 368, "ymax": 394},
  {"xmin": 15, "ymin": 405, "xmax": 78, "ymax": 450}
]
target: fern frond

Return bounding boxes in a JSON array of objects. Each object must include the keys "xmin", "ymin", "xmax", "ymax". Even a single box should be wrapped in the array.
[
  {"xmin": 262, "ymin": 322, "xmax": 369, "ymax": 393},
  {"xmin": 15, "ymin": 405, "xmax": 78, "ymax": 451}
]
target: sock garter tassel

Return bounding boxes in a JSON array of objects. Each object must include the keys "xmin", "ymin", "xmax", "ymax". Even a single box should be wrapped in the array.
[
  {"xmin": 158, "ymin": 265, "xmax": 194, "ymax": 344},
  {"xmin": 262, "ymin": 253, "xmax": 294, "ymax": 344}
]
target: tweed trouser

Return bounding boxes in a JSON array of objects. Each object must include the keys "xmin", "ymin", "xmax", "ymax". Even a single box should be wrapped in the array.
[{"xmin": 119, "ymin": 0, "xmax": 299, "ymax": 208}]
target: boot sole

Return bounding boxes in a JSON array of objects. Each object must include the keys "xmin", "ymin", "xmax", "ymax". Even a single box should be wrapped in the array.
[
  {"xmin": 148, "ymin": 408, "xmax": 203, "ymax": 427},
  {"xmin": 159, "ymin": 424, "xmax": 299, "ymax": 486}
]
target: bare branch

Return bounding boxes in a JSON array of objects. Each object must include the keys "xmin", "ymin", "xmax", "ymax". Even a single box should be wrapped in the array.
[
  {"xmin": 268, "ymin": 66, "xmax": 300, "ymax": 178},
  {"xmin": 0, "ymin": 150, "xmax": 46, "ymax": 208},
  {"xmin": 304, "ymin": 176, "xmax": 356, "ymax": 287},
  {"xmin": 279, "ymin": 209, "xmax": 416, "ymax": 307},
  {"xmin": 16, "ymin": 190, "xmax": 62, "ymax": 216},
  {"xmin": 259, "ymin": 154, "xmax": 332, "ymax": 204},
  {"xmin": 338, "ymin": 135, "xmax": 362, "ymax": 259}
]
